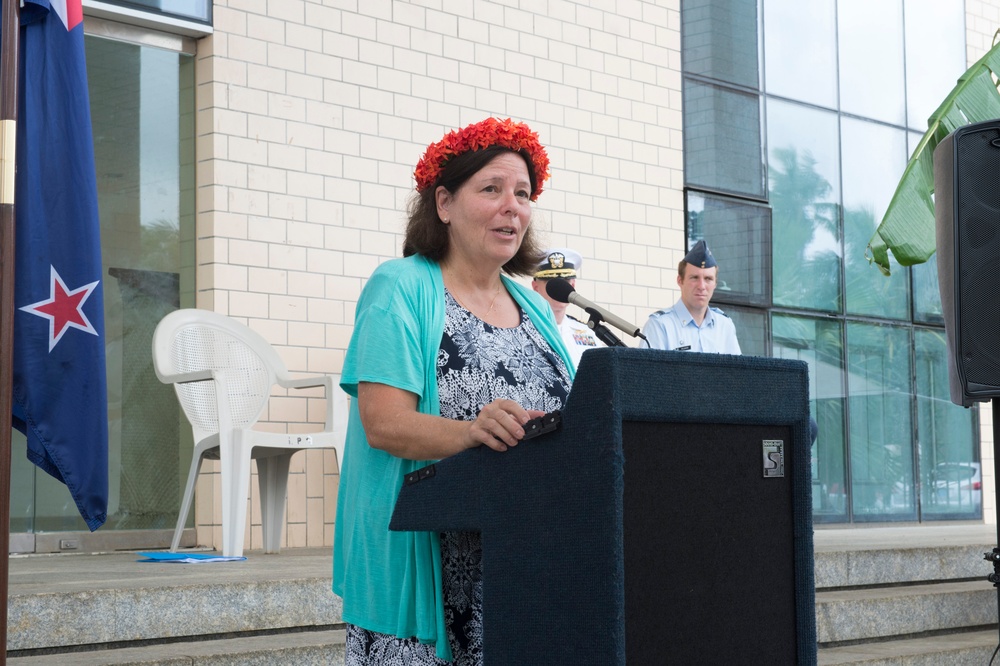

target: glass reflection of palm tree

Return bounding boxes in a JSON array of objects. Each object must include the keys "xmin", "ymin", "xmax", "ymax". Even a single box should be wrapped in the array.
[
  {"xmin": 770, "ymin": 147, "xmax": 841, "ymax": 312},
  {"xmin": 844, "ymin": 205, "xmax": 908, "ymax": 319}
]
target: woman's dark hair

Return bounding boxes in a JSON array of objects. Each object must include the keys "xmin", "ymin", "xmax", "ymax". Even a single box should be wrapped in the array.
[{"xmin": 403, "ymin": 145, "xmax": 542, "ymax": 276}]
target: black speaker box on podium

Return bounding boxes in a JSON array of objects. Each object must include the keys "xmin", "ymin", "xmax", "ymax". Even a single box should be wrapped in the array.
[
  {"xmin": 934, "ymin": 119, "xmax": 1000, "ymax": 407},
  {"xmin": 391, "ymin": 348, "xmax": 817, "ymax": 664}
]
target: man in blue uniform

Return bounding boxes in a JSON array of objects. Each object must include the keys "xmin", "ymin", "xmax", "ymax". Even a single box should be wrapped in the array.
[
  {"xmin": 642, "ymin": 240, "xmax": 741, "ymax": 354},
  {"xmin": 531, "ymin": 248, "xmax": 604, "ymax": 369}
]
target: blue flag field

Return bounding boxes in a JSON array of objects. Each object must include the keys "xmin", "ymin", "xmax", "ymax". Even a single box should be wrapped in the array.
[{"xmin": 10, "ymin": 0, "xmax": 109, "ymax": 531}]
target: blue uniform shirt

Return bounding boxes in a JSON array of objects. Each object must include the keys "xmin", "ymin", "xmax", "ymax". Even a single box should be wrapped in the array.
[{"xmin": 642, "ymin": 299, "xmax": 741, "ymax": 355}]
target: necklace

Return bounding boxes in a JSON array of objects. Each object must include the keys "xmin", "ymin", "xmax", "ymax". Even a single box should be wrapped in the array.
[{"xmin": 450, "ymin": 281, "xmax": 502, "ymax": 320}]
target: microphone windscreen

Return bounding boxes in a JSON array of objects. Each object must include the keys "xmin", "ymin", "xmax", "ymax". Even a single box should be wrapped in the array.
[{"xmin": 545, "ymin": 277, "xmax": 575, "ymax": 303}]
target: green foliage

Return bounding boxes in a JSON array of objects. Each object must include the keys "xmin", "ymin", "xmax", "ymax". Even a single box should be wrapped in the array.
[
  {"xmin": 140, "ymin": 218, "xmax": 181, "ymax": 273},
  {"xmin": 867, "ymin": 36, "xmax": 1000, "ymax": 275}
]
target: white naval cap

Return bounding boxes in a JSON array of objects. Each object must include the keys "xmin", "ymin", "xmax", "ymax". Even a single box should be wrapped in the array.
[{"xmin": 534, "ymin": 248, "xmax": 582, "ymax": 279}]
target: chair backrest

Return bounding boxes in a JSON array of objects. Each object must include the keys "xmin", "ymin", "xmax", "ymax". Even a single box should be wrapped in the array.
[{"xmin": 152, "ymin": 310, "xmax": 286, "ymax": 437}]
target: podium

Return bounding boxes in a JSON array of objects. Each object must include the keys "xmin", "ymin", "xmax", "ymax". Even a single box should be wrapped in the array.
[{"xmin": 391, "ymin": 348, "xmax": 816, "ymax": 664}]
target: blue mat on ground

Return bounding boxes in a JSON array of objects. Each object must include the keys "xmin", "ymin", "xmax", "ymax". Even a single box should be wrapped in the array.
[{"xmin": 137, "ymin": 551, "xmax": 246, "ymax": 564}]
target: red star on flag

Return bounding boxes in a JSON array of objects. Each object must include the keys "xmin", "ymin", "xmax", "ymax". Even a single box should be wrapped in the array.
[{"xmin": 20, "ymin": 266, "xmax": 100, "ymax": 351}]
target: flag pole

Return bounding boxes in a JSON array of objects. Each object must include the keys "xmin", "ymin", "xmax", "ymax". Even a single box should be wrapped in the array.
[{"xmin": 0, "ymin": 0, "xmax": 20, "ymax": 662}]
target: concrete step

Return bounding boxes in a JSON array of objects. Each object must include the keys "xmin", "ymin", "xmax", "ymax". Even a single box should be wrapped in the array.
[
  {"xmin": 8, "ymin": 629, "xmax": 346, "ymax": 666},
  {"xmin": 7, "ymin": 549, "xmax": 341, "ymax": 652},
  {"xmin": 816, "ymin": 581, "xmax": 997, "ymax": 644},
  {"xmin": 7, "ymin": 528, "xmax": 997, "ymax": 664},
  {"xmin": 814, "ymin": 525, "xmax": 1000, "ymax": 661},
  {"xmin": 815, "ymin": 543, "xmax": 993, "ymax": 588},
  {"xmin": 817, "ymin": 629, "xmax": 998, "ymax": 665},
  {"xmin": 814, "ymin": 525, "xmax": 996, "ymax": 588}
]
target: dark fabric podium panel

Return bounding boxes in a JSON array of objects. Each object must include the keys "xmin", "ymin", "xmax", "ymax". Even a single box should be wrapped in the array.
[
  {"xmin": 391, "ymin": 348, "xmax": 816, "ymax": 665},
  {"xmin": 623, "ymin": 421, "xmax": 798, "ymax": 664}
]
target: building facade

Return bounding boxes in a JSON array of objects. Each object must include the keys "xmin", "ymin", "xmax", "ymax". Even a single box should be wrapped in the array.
[
  {"xmin": 682, "ymin": 0, "xmax": 986, "ymax": 525},
  {"xmin": 11, "ymin": 0, "xmax": 999, "ymax": 553}
]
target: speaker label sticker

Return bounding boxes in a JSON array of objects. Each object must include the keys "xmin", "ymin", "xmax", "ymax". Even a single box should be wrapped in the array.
[{"xmin": 762, "ymin": 440, "xmax": 784, "ymax": 478}]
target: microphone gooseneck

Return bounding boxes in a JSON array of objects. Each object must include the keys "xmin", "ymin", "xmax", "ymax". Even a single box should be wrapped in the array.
[{"xmin": 545, "ymin": 278, "xmax": 645, "ymax": 340}]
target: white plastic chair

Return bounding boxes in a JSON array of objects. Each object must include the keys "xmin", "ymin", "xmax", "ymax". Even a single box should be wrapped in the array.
[{"xmin": 151, "ymin": 308, "xmax": 348, "ymax": 557}]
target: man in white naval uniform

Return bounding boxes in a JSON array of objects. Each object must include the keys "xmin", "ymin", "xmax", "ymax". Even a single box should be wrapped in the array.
[
  {"xmin": 531, "ymin": 248, "xmax": 604, "ymax": 369},
  {"xmin": 642, "ymin": 240, "xmax": 741, "ymax": 355}
]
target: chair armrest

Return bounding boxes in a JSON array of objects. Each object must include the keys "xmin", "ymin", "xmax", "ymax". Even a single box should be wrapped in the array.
[
  {"xmin": 277, "ymin": 373, "xmax": 346, "ymax": 433},
  {"xmin": 279, "ymin": 375, "xmax": 333, "ymax": 391},
  {"xmin": 155, "ymin": 369, "xmax": 215, "ymax": 385}
]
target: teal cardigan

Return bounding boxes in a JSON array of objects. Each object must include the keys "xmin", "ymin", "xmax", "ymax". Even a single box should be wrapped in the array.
[{"xmin": 333, "ymin": 254, "xmax": 575, "ymax": 660}]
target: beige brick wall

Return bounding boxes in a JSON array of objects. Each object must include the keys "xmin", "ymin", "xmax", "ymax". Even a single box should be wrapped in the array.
[
  {"xmin": 193, "ymin": 0, "xmax": 684, "ymax": 552},
  {"xmin": 967, "ymin": 0, "xmax": 1000, "ymax": 57}
]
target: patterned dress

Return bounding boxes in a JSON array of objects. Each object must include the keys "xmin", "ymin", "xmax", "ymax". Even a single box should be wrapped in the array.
[{"xmin": 345, "ymin": 289, "xmax": 572, "ymax": 665}]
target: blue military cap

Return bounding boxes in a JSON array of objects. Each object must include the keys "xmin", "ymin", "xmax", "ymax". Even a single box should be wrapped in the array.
[{"xmin": 683, "ymin": 240, "xmax": 717, "ymax": 269}]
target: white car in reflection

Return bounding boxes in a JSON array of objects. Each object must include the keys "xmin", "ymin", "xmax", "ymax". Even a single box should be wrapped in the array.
[{"xmin": 932, "ymin": 462, "xmax": 982, "ymax": 511}]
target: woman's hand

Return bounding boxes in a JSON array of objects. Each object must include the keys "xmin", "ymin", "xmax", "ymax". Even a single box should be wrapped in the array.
[
  {"xmin": 358, "ymin": 382, "xmax": 544, "ymax": 460},
  {"xmin": 468, "ymin": 400, "xmax": 544, "ymax": 452}
]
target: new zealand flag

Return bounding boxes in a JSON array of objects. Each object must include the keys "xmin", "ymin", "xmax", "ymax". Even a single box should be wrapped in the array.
[{"xmin": 12, "ymin": 0, "xmax": 108, "ymax": 530}]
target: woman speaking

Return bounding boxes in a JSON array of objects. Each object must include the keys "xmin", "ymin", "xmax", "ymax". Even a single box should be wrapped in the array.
[{"xmin": 333, "ymin": 118, "xmax": 575, "ymax": 665}]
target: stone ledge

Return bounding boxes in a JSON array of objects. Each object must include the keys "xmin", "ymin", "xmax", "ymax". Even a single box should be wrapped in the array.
[
  {"xmin": 815, "ymin": 544, "xmax": 993, "ymax": 588},
  {"xmin": 817, "ymin": 628, "xmax": 997, "ymax": 665},
  {"xmin": 8, "ymin": 578, "xmax": 343, "ymax": 651},
  {"xmin": 816, "ymin": 581, "xmax": 996, "ymax": 644},
  {"xmin": 7, "ymin": 549, "xmax": 341, "ymax": 652},
  {"xmin": 8, "ymin": 628, "xmax": 347, "ymax": 666}
]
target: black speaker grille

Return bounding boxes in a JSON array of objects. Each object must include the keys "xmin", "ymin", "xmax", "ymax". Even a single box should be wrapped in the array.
[
  {"xmin": 622, "ymin": 421, "xmax": 800, "ymax": 664},
  {"xmin": 956, "ymin": 127, "xmax": 1000, "ymax": 387}
]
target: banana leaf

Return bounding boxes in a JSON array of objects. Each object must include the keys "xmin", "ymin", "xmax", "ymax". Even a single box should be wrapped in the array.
[{"xmin": 867, "ymin": 37, "xmax": 1000, "ymax": 275}]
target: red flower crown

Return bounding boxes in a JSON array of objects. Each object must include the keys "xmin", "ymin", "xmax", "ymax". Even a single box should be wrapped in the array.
[{"xmin": 414, "ymin": 118, "xmax": 551, "ymax": 201}]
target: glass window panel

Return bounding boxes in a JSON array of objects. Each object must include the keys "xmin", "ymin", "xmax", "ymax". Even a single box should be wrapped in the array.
[
  {"xmin": 842, "ymin": 118, "xmax": 910, "ymax": 319},
  {"xmin": 687, "ymin": 192, "xmax": 771, "ymax": 307},
  {"xmin": 767, "ymin": 99, "xmax": 842, "ymax": 312},
  {"xmin": 720, "ymin": 305, "xmax": 767, "ymax": 357},
  {"xmin": 17, "ymin": 35, "xmax": 197, "ymax": 534},
  {"xmin": 683, "ymin": 80, "xmax": 765, "ymax": 198},
  {"xmin": 913, "ymin": 257, "xmax": 944, "ymax": 324},
  {"xmin": 96, "ymin": 38, "xmax": 197, "ymax": 532},
  {"xmin": 904, "ymin": 0, "xmax": 966, "ymax": 131},
  {"xmin": 772, "ymin": 315, "xmax": 846, "ymax": 522},
  {"xmin": 763, "ymin": 0, "xmax": 837, "ymax": 108},
  {"xmin": 682, "ymin": 0, "xmax": 760, "ymax": 88},
  {"xmin": 99, "ymin": 0, "xmax": 211, "ymax": 24},
  {"xmin": 9, "ymin": 429, "xmax": 34, "ymax": 532},
  {"xmin": 847, "ymin": 322, "xmax": 915, "ymax": 521},
  {"xmin": 914, "ymin": 328, "xmax": 979, "ymax": 519},
  {"xmin": 838, "ymin": 0, "xmax": 905, "ymax": 125}
]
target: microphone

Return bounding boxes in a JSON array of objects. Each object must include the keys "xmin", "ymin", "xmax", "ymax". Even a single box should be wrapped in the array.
[{"xmin": 546, "ymin": 278, "xmax": 646, "ymax": 340}]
